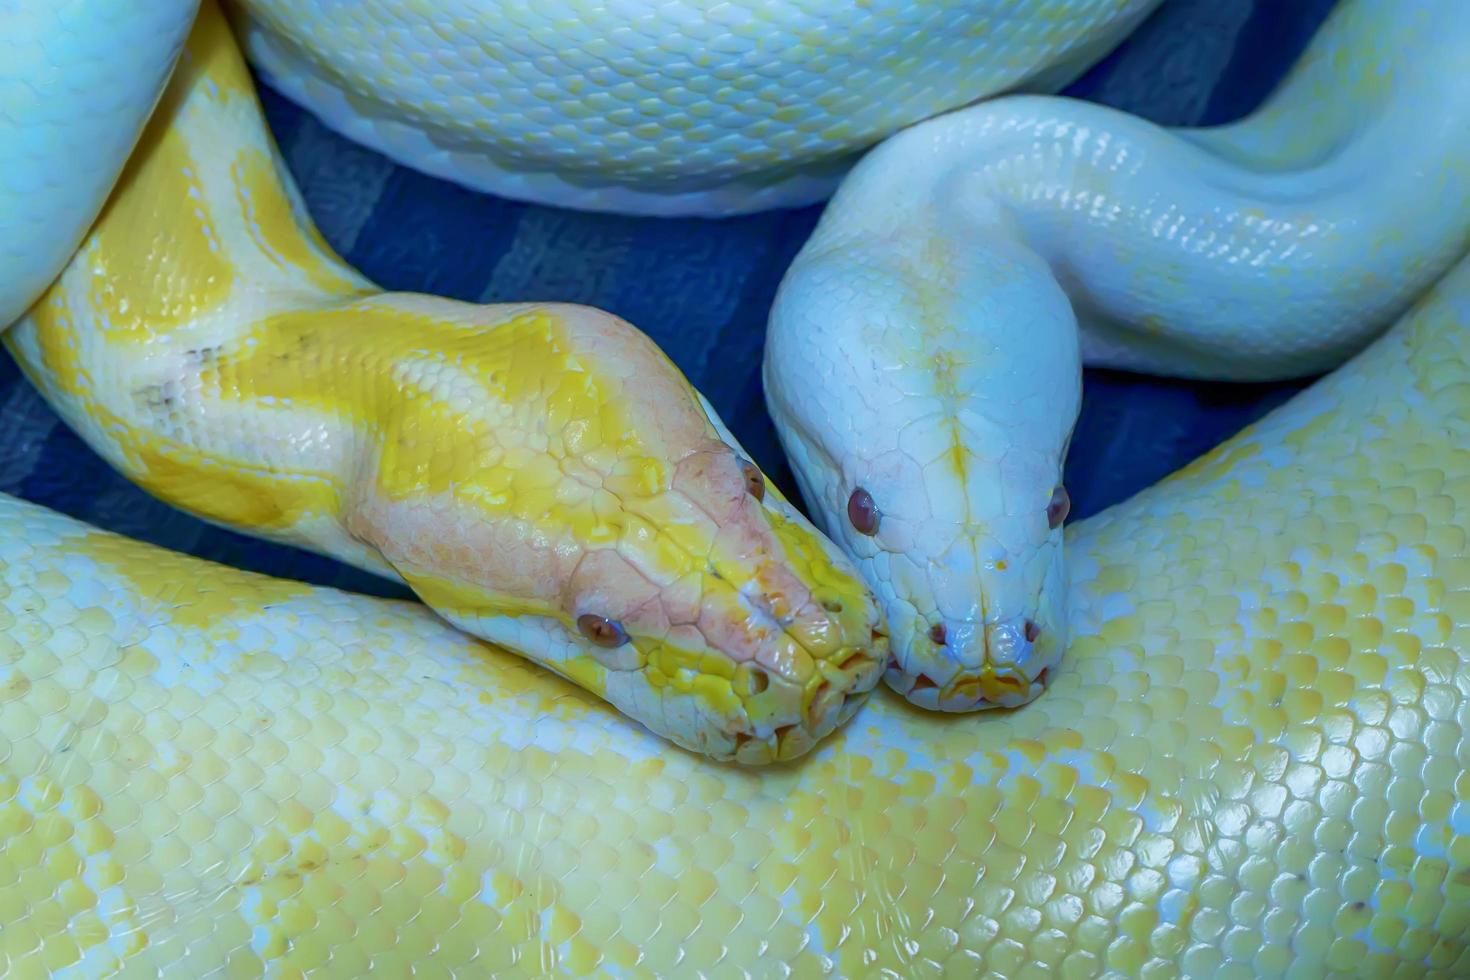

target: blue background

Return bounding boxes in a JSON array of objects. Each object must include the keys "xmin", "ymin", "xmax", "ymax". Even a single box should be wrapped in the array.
[{"xmin": 0, "ymin": 0, "xmax": 1337, "ymax": 601}]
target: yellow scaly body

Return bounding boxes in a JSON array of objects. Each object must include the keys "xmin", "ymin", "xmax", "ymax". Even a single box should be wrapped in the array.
[{"xmin": 4, "ymin": 240, "xmax": 1470, "ymax": 977}]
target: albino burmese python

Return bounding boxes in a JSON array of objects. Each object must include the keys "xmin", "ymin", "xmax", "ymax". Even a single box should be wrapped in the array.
[
  {"xmin": 766, "ymin": 0, "xmax": 1470, "ymax": 710},
  {"xmin": 1, "ymin": 0, "xmax": 1469, "ymax": 975}
]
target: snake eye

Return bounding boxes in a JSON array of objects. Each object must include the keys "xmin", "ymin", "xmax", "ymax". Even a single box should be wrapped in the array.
[
  {"xmin": 739, "ymin": 457, "xmax": 765, "ymax": 502},
  {"xmin": 577, "ymin": 613, "xmax": 629, "ymax": 647},
  {"xmin": 847, "ymin": 487, "xmax": 880, "ymax": 535},
  {"xmin": 1047, "ymin": 485, "xmax": 1071, "ymax": 529}
]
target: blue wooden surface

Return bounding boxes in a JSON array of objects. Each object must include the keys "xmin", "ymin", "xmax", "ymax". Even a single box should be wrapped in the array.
[{"xmin": 0, "ymin": 0, "xmax": 1337, "ymax": 600}]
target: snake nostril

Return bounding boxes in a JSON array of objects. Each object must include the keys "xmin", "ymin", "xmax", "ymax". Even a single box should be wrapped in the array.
[
  {"xmin": 928, "ymin": 623, "xmax": 947, "ymax": 646},
  {"xmin": 821, "ymin": 597, "xmax": 844, "ymax": 613},
  {"xmin": 736, "ymin": 664, "xmax": 770, "ymax": 697},
  {"xmin": 738, "ymin": 456, "xmax": 765, "ymax": 502},
  {"xmin": 1024, "ymin": 619, "xmax": 1042, "ymax": 643},
  {"xmin": 1047, "ymin": 485, "xmax": 1071, "ymax": 529}
]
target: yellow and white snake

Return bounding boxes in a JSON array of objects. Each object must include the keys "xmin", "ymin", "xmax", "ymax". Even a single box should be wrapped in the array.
[{"xmin": 2, "ymin": 0, "xmax": 1469, "ymax": 974}]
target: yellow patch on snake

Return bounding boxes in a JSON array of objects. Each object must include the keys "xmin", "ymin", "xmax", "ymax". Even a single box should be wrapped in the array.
[
  {"xmin": 412, "ymin": 565, "xmax": 794, "ymax": 722},
  {"xmin": 136, "ymin": 444, "xmax": 341, "ymax": 532},
  {"xmin": 230, "ymin": 147, "xmax": 367, "ymax": 297},
  {"xmin": 1160, "ymin": 439, "xmax": 1264, "ymax": 489},
  {"xmin": 21, "ymin": 299, "xmax": 330, "ymax": 538},
  {"xmin": 766, "ymin": 507, "xmax": 874, "ymax": 625},
  {"xmin": 21, "ymin": 298, "xmax": 342, "ymax": 532},
  {"xmin": 81, "ymin": 77, "xmax": 234, "ymax": 344},
  {"xmin": 217, "ymin": 303, "xmax": 668, "ymax": 519},
  {"xmin": 74, "ymin": 529, "xmax": 312, "ymax": 636}
]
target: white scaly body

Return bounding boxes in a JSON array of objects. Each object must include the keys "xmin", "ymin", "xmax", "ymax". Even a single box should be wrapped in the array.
[
  {"xmin": 767, "ymin": 0, "xmax": 1470, "ymax": 709},
  {"xmin": 1, "ymin": 0, "xmax": 1469, "ymax": 975},
  {"xmin": 0, "ymin": 0, "xmax": 198, "ymax": 326},
  {"xmin": 227, "ymin": 0, "xmax": 1163, "ymax": 215}
]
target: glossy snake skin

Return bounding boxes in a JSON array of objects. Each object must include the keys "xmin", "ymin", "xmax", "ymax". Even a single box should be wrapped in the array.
[
  {"xmin": 2, "ymin": 0, "xmax": 1470, "ymax": 976},
  {"xmin": 768, "ymin": 0, "xmax": 1470, "ymax": 712},
  {"xmin": 3, "ymin": 2, "xmax": 889, "ymax": 766},
  {"xmin": 227, "ymin": 0, "xmax": 1163, "ymax": 215},
  {"xmin": 0, "ymin": 0, "xmax": 198, "ymax": 328},
  {"xmin": 5, "ymin": 239, "xmax": 1470, "ymax": 977}
]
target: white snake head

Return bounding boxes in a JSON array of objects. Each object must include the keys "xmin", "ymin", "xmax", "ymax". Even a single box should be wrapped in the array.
[
  {"xmin": 765, "ymin": 209, "xmax": 1081, "ymax": 712},
  {"xmin": 338, "ymin": 300, "xmax": 888, "ymax": 764}
]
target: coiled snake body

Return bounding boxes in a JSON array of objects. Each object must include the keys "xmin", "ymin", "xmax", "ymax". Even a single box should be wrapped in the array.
[
  {"xmin": 1, "ymin": 0, "xmax": 1469, "ymax": 975},
  {"xmin": 227, "ymin": 0, "xmax": 1165, "ymax": 216}
]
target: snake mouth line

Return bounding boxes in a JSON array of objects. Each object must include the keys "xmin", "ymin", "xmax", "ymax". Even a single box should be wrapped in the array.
[{"xmin": 886, "ymin": 664, "xmax": 1052, "ymax": 713}]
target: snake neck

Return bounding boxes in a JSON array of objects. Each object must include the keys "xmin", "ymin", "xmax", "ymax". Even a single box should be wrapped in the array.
[
  {"xmin": 2, "ymin": 3, "xmax": 383, "ymax": 576},
  {"xmin": 810, "ymin": 0, "xmax": 1470, "ymax": 382}
]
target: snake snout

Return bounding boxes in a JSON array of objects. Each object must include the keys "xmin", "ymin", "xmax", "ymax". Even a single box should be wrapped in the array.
[
  {"xmin": 728, "ymin": 639, "xmax": 884, "ymax": 765},
  {"xmin": 885, "ymin": 612, "xmax": 1059, "ymax": 712},
  {"xmin": 718, "ymin": 579, "xmax": 888, "ymax": 765}
]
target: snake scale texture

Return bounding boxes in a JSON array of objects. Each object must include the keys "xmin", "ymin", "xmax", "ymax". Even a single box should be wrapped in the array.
[
  {"xmin": 227, "ymin": 0, "xmax": 1164, "ymax": 216},
  {"xmin": 0, "ymin": 0, "xmax": 1468, "ymax": 976}
]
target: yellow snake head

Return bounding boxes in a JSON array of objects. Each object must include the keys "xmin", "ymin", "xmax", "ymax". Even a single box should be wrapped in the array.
[
  {"xmin": 0, "ymin": 5, "xmax": 887, "ymax": 768},
  {"xmin": 331, "ymin": 299, "xmax": 889, "ymax": 764}
]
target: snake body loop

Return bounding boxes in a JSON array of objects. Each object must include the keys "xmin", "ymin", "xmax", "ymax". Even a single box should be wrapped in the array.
[
  {"xmin": 226, "ymin": 0, "xmax": 1164, "ymax": 216},
  {"xmin": 767, "ymin": 0, "xmax": 1470, "ymax": 711}
]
